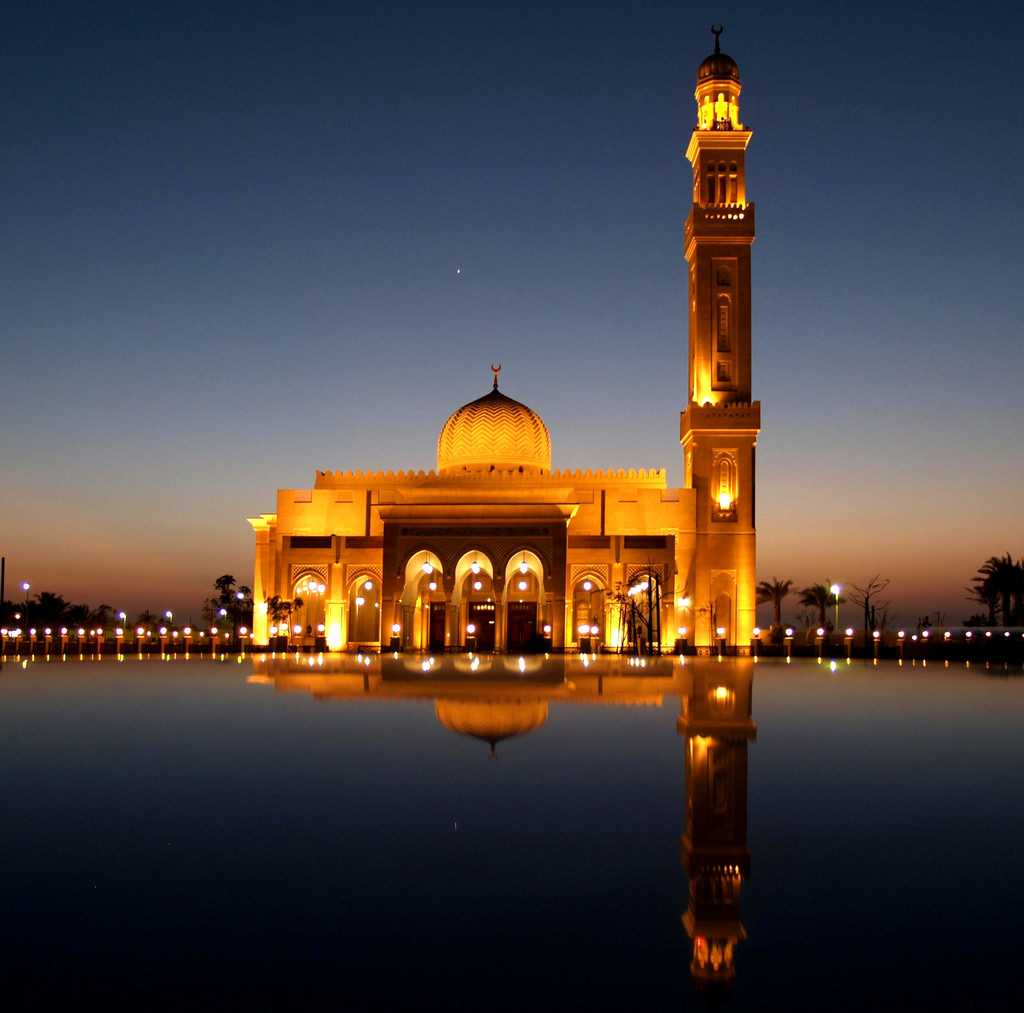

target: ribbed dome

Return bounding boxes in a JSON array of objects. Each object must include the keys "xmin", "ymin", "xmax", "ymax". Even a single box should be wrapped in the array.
[
  {"xmin": 437, "ymin": 382, "xmax": 551, "ymax": 475},
  {"xmin": 697, "ymin": 50, "xmax": 740, "ymax": 83},
  {"xmin": 435, "ymin": 698, "xmax": 548, "ymax": 753}
]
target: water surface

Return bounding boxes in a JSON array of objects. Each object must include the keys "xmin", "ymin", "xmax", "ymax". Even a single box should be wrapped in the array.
[{"xmin": 0, "ymin": 653, "xmax": 1021, "ymax": 1010}]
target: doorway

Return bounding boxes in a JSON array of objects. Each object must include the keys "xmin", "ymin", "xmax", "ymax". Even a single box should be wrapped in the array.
[
  {"xmin": 429, "ymin": 602, "xmax": 446, "ymax": 652},
  {"xmin": 468, "ymin": 601, "xmax": 496, "ymax": 651},
  {"xmin": 506, "ymin": 601, "xmax": 537, "ymax": 652}
]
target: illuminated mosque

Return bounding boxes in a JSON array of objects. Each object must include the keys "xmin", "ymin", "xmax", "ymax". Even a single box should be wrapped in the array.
[{"xmin": 249, "ymin": 30, "xmax": 760, "ymax": 655}]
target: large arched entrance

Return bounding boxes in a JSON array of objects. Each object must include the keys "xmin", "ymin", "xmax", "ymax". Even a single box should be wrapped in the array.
[
  {"xmin": 399, "ymin": 550, "xmax": 445, "ymax": 652},
  {"xmin": 347, "ymin": 574, "xmax": 381, "ymax": 646},
  {"xmin": 453, "ymin": 551, "xmax": 497, "ymax": 652},
  {"xmin": 504, "ymin": 549, "xmax": 544, "ymax": 653}
]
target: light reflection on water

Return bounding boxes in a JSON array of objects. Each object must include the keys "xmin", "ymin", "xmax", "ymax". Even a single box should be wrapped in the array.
[{"xmin": 0, "ymin": 653, "xmax": 1021, "ymax": 1009}]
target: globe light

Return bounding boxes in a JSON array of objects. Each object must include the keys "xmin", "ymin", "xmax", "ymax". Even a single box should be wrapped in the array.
[
  {"xmin": 30, "ymin": 628, "xmax": 36, "ymax": 636},
  {"xmin": 911, "ymin": 634, "xmax": 918, "ymax": 641},
  {"xmin": 845, "ymin": 627, "xmax": 854, "ymax": 637},
  {"xmin": 473, "ymin": 580, "xmax": 483, "ymax": 591},
  {"xmin": 543, "ymin": 624, "xmax": 552, "ymax": 635},
  {"xmin": 517, "ymin": 580, "xmax": 528, "ymax": 591},
  {"xmin": 218, "ymin": 608, "xmax": 227, "ymax": 617},
  {"xmin": 78, "ymin": 628, "xmax": 86, "ymax": 636},
  {"xmin": 872, "ymin": 630, "xmax": 880, "ymax": 640},
  {"xmin": 679, "ymin": 626, "xmax": 688, "ymax": 636},
  {"xmin": 422, "ymin": 562, "xmax": 433, "ymax": 575},
  {"xmin": 944, "ymin": 631, "xmax": 951, "ymax": 639},
  {"xmin": 590, "ymin": 624, "xmax": 599, "ymax": 636},
  {"xmin": 21, "ymin": 582, "xmax": 30, "ymax": 593},
  {"xmin": 519, "ymin": 560, "xmax": 528, "ymax": 574},
  {"xmin": 355, "ymin": 596, "xmax": 365, "ymax": 607},
  {"xmin": 61, "ymin": 627, "xmax": 68, "ymax": 635},
  {"xmin": 428, "ymin": 581, "xmax": 437, "ymax": 592},
  {"xmin": 118, "ymin": 611, "xmax": 126, "ymax": 621},
  {"xmin": 317, "ymin": 624, "xmax": 325, "ymax": 633},
  {"xmin": 716, "ymin": 627, "xmax": 726, "ymax": 637},
  {"xmin": 363, "ymin": 580, "xmax": 373, "ymax": 591},
  {"xmin": 583, "ymin": 580, "xmax": 593, "ymax": 591},
  {"xmin": 165, "ymin": 610, "xmax": 173, "ymax": 619},
  {"xmin": 830, "ymin": 584, "xmax": 841, "ymax": 596},
  {"xmin": 292, "ymin": 624, "xmax": 302, "ymax": 634},
  {"xmin": 816, "ymin": 627, "xmax": 825, "ymax": 637},
  {"xmin": 985, "ymin": 631, "xmax": 992, "ymax": 638},
  {"xmin": 210, "ymin": 627, "xmax": 218, "ymax": 635},
  {"xmin": 115, "ymin": 628, "xmax": 123, "ymax": 637},
  {"xmin": 898, "ymin": 630, "xmax": 905, "ymax": 639},
  {"xmin": 466, "ymin": 623, "xmax": 476, "ymax": 635},
  {"xmin": 391, "ymin": 623, "xmax": 400, "ymax": 634},
  {"xmin": 470, "ymin": 561, "xmax": 480, "ymax": 575},
  {"xmin": 922, "ymin": 630, "xmax": 929, "ymax": 639},
  {"xmin": 236, "ymin": 591, "xmax": 244, "ymax": 600},
  {"xmin": 965, "ymin": 631, "xmax": 973, "ymax": 639},
  {"xmin": 240, "ymin": 626, "xmax": 248, "ymax": 635},
  {"xmin": 171, "ymin": 631, "xmax": 178, "ymax": 639},
  {"xmin": 752, "ymin": 627, "xmax": 761, "ymax": 637},
  {"xmin": 785, "ymin": 627, "xmax": 794, "ymax": 637},
  {"xmin": 160, "ymin": 627, "xmax": 168, "ymax": 635},
  {"xmin": 184, "ymin": 627, "xmax": 192, "ymax": 635},
  {"xmin": 45, "ymin": 628, "xmax": 52, "ymax": 636},
  {"xmin": 269, "ymin": 625, "xmax": 277, "ymax": 635},
  {"xmin": 578, "ymin": 623, "xmax": 590, "ymax": 635}
]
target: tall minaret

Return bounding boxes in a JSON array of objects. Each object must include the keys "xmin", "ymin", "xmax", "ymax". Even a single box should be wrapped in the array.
[{"xmin": 679, "ymin": 26, "xmax": 761, "ymax": 651}]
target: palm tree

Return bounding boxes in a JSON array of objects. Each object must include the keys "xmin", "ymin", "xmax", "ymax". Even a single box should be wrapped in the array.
[
  {"xmin": 972, "ymin": 554, "xmax": 1019, "ymax": 626},
  {"xmin": 798, "ymin": 583, "xmax": 831, "ymax": 629},
  {"xmin": 756, "ymin": 578, "xmax": 793, "ymax": 629}
]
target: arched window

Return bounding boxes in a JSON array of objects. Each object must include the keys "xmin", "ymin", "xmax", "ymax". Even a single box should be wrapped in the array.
[{"xmin": 717, "ymin": 296, "xmax": 731, "ymax": 352}]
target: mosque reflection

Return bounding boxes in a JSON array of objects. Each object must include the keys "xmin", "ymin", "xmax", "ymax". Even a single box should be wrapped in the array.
[{"xmin": 249, "ymin": 653, "xmax": 755, "ymax": 988}]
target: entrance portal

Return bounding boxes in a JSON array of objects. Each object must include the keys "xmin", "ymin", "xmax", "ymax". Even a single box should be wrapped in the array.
[
  {"xmin": 429, "ymin": 602, "xmax": 446, "ymax": 652},
  {"xmin": 506, "ymin": 601, "xmax": 537, "ymax": 652},
  {"xmin": 468, "ymin": 601, "xmax": 496, "ymax": 652}
]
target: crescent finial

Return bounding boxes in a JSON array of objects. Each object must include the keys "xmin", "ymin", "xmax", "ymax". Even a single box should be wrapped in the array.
[{"xmin": 490, "ymin": 362, "xmax": 502, "ymax": 389}]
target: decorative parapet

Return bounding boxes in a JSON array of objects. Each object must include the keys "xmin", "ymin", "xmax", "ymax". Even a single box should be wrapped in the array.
[
  {"xmin": 685, "ymin": 201, "xmax": 755, "ymax": 245},
  {"xmin": 313, "ymin": 466, "xmax": 668, "ymax": 489},
  {"xmin": 681, "ymin": 400, "xmax": 761, "ymax": 438},
  {"xmin": 247, "ymin": 513, "xmax": 277, "ymax": 532}
]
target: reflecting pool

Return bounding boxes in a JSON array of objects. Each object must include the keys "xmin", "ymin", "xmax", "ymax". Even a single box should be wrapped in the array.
[{"xmin": 0, "ymin": 653, "xmax": 1021, "ymax": 1010}]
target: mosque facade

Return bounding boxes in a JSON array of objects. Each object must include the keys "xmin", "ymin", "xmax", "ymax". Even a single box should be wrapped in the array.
[{"xmin": 248, "ymin": 33, "xmax": 759, "ymax": 654}]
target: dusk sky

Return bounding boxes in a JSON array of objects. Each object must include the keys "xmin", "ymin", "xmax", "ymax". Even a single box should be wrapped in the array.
[{"xmin": 1, "ymin": 0, "xmax": 1021, "ymax": 624}]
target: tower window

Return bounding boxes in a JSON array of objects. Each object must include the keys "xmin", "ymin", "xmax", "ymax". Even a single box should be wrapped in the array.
[
  {"xmin": 716, "ymin": 360, "xmax": 732, "ymax": 383},
  {"xmin": 717, "ymin": 299, "xmax": 731, "ymax": 352}
]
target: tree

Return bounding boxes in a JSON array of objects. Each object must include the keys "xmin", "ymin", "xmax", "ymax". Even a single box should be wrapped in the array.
[
  {"xmin": 756, "ymin": 578, "xmax": 793, "ymax": 629},
  {"xmin": 847, "ymin": 576, "xmax": 891, "ymax": 638},
  {"xmin": 798, "ymin": 583, "xmax": 832, "ymax": 629},
  {"xmin": 967, "ymin": 554, "xmax": 1021, "ymax": 626},
  {"xmin": 265, "ymin": 595, "xmax": 303, "ymax": 630}
]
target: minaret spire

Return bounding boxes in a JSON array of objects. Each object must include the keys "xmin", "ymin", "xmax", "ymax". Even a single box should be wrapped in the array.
[
  {"xmin": 490, "ymin": 362, "xmax": 502, "ymax": 390},
  {"xmin": 711, "ymin": 24, "xmax": 723, "ymax": 53}
]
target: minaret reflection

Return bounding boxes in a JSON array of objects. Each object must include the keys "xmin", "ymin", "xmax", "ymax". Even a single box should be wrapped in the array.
[{"xmin": 679, "ymin": 660, "xmax": 756, "ymax": 987}]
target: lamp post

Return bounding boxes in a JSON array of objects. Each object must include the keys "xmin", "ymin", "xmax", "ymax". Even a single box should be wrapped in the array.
[{"xmin": 830, "ymin": 584, "xmax": 841, "ymax": 633}]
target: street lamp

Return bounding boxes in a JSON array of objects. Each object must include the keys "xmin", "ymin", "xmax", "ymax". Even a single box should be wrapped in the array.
[{"xmin": 830, "ymin": 584, "xmax": 841, "ymax": 631}]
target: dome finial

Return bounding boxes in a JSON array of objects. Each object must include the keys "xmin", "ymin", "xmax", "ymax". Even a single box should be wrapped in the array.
[
  {"xmin": 490, "ymin": 362, "xmax": 502, "ymax": 390},
  {"xmin": 711, "ymin": 24, "xmax": 724, "ymax": 54}
]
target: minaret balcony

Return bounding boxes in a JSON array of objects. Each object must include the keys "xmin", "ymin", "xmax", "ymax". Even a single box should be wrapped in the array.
[{"xmin": 686, "ymin": 202, "xmax": 755, "ymax": 244}]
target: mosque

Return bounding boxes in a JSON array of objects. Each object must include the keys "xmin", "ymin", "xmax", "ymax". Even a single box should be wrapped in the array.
[{"xmin": 248, "ymin": 30, "xmax": 760, "ymax": 654}]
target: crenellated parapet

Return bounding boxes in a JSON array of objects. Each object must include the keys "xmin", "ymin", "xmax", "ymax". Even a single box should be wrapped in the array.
[{"xmin": 314, "ymin": 466, "xmax": 668, "ymax": 489}]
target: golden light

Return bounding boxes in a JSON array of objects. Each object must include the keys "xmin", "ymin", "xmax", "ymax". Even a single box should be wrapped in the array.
[
  {"xmin": 184, "ymin": 627, "xmax": 192, "ymax": 635},
  {"xmin": 269, "ymin": 625, "xmax": 277, "ymax": 635},
  {"xmin": 45, "ymin": 628, "xmax": 52, "ymax": 636},
  {"xmin": 678, "ymin": 626, "xmax": 688, "ymax": 636},
  {"xmin": 752, "ymin": 626, "xmax": 760, "ymax": 637},
  {"xmin": 578, "ymin": 623, "xmax": 590, "ymax": 635},
  {"xmin": 363, "ymin": 579, "xmax": 373, "ymax": 591},
  {"xmin": 355, "ymin": 596, "xmax": 365, "ymax": 607},
  {"xmin": 590, "ymin": 624, "xmax": 599, "ymax": 636},
  {"xmin": 240, "ymin": 626, "xmax": 248, "ymax": 635},
  {"xmin": 517, "ymin": 580, "xmax": 528, "ymax": 591},
  {"xmin": 582, "ymin": 580, "xmax": 592, "ymax": 591},
  {"xmin": 61, "ymin": 627, "xmax": 68, "ymax": 635},
  {"xmin": 391, "ymin": 623, "xmax": 401, "ymax": 634},
  {"xmin": 845, "ymin": 627, "xmax": 854, "ymax": 637},
  {"xmin": 898, "ymin": 630, "xmax": 905, "ymax": 639},
  {"xmin": 473, "ymin": 580, "xmax": 483, "ymax": 591},
  {"xmin": 317, "ymin": 624, "xmax": 325, "ymax": 633},
  {"xmin": 830, "ymin": 584, "xmax": 841, "ymax": 596},
  {"xmin": 211, "ymin": 627, "xmax": 218, "ymax": 635},
  {"xmin": 543, "ymin": 624, "xmax": 552, "ymax": 635},
  {"xmin": 716, "ymin": 626, "xmax": 726, "ymax": 637},
  {"xmin": 718, "ymin": 492, "xmax": 732, "ymax": 511},
  {"xmin": 872, "ymin": 630, "xmax": 880, "ymax": 640},
  {"xmin": 136, "ymin": 627, "xmax": 144, "ymax": 635},
  {"xmin": 421, "ymin": 562, "xmax": 433, "ymax": 575},
  {"xmin": 713, "ymin": 685, "xmax": 731, "ymax": 703},
  {"xmin": 470, "ymin": 561, "xmax": 480, "ymax": 575},
  {"xmin": 292, "ymin": 624, "xmax": 302, "ymax": 634},
  {"xmin": 115, "ymin": 628, "xmax": 124, "ymax": 636},
  {"xmin": 466, "ymin": 623, "xmax": 476, "ymax": 635},
  {"xmin": 428, "ymin": 581, "xmax": 437, "ymax": 592},
  {"xmin": 816, "ymin": 627, "xmax": 825, "ymax": 636}
]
